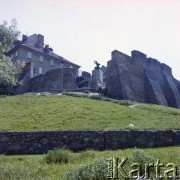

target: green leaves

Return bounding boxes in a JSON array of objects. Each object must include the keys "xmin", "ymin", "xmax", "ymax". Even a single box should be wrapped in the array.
[
  {"xmin": 0, "ymin": 19, "xmax": 23, "ymax": 94},
  {"xmin": 0, "ymin": 19, "xmax": 20, "ymax": 53}
]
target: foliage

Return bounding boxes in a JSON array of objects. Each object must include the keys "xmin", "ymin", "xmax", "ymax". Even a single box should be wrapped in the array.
[
  {"xmin": 79, "ymin": 150, "xmax": 95, "ymax": 160},
  {"xmin": 101, "ymin": 87, "xmax": 108, "ymax": 96},
  {"xmin": 44, "ymin": 148, "xmax": 72, "ymax": 164},
  {"xmin": 130, "ymin": 148, "xmax": 155, "ymax": 176},
  {"xmin": 0, "ymin": 19, "xmax": 24, "ymax": 95},
  {"xmin": 0, "ymin": 155, "xmax": 56, "ymax": 180},
  {"xmin": 0, "ymin": 19, "xmax": 20, "ymax": 52},
  {"xmin": 0, "ymin": 93, "xmax": 180, "ymax": 131},
  {"xmin": 89, "ymin": 95, "xmax": 103, "ymax": 100},
  {"xmin": 131, "ymin": 148, "xmax": 155, "ymax": 165},
  {"xmin": 0, "ymin": 147, "xmax": 179, "ymax": 179},
  {"xmin": 63, "ymin": 158, "xmax": 108, "ymax": 180}
]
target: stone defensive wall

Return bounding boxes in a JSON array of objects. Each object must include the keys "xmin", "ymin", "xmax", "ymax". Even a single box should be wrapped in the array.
[
  {"xmin": 15, "ymin": 67, "xmax": 79, "ymax": 94},
  {"xmin": 31, "ymin": 68, "xmax": 78, "ymax": 92},
  {"xmin": 106, "ymin": 50, "xmax": 180, "ymax": 108},
  {"xmin": 0, "ymin": 130, "xmax": 179, "ymax": 154}
]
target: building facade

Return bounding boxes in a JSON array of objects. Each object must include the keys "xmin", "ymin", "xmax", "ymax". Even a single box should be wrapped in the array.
[
  {"xmin": 6, "ymin": 34, "xmax": 80, "ymax": 78},
  {"xmin": 5, "ymin": 34, "xmax": 81, "ymax": 93}
]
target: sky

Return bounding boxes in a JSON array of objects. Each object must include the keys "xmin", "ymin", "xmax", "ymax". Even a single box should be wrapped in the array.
[{"xmin": 0, "ymin": 0, "xmax": 180, "ymax": 79}]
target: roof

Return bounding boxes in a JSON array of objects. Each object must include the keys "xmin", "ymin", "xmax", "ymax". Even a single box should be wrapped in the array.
[{"xmin": 6, "ymin": 43, "xmax": 81, "ymax": 68}]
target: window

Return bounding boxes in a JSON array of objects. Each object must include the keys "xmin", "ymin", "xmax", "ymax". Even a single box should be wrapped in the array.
[
  {"xmin": 38, "ymin": 67, "xmax": 43, "ymax": 74},
  {"xmin": 39, "ymin": 56, "xmax": 43, "ymax": 62},
  {"xmin": 69, "ymin": 65, "xmax": 73, "ymax": 68},
  {"xmin": 48, "ymin": 50, "xmax": 53, "ymax": 55},
  {"xmin": 60, "ymin": 64, "xmax": 64, "ymax": 68},
  {"xmin": 27, "ymin": 52, "xmax": 32, "ymax": 59},
  {"xmin": 78, "ymin": 70, "xmax": 82, "ymax": 76},
  {"xmin": 15, "ymin": 51, "xmax": 18, "ymax": 57},
  {"xmin": 50, "ymin": 60, "xmax": 54, "ymax": 66}
]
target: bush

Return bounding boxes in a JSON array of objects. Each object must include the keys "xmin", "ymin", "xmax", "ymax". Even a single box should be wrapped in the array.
[
  {"xmin": 130, "ymin": 148, "xmax": 155, "ymax": 176},
  {"xmin": 79, "ymin": 150, "xmax": 95, "ymax": 160},
  {"xmin": 102, "ymin": 98, "xmax": 112, "ymax": 102},
  {"xmin": 89, "ymin": 95, "xmax": 103, "ymax": 100},
  {"xmin": 0, "ymin": 95, "xmax": 8, "ymax": 98},
  {"xmin": 118, "ymin": 100, "xmax": 134, "ymax": 106},
  {"xmin": 0, "ymin": 84, "xmax": 15, "ymax": 95},
  {"xmin": 131, "ymin": 148, "xmax": 155, "ymax": 165},
  {"xmin": 44, "ymin": 149, "xmax": 72, "ymax": 164},
  {"xmin": 63, "ymin": 92, "xmax": 87, "ymax": 98},
  {"xmin": 63, "ymin": 158, "xmax": 108, "ymax": 180},
  {"xmin": 101, "ymin": 88, "xmax": 108, "ymax": 96}
]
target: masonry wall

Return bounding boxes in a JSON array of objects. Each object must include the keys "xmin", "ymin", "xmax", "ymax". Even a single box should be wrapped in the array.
[
  {"xmin": 31, "ymin": 68, "xmax": 78, "ymax": 92},
  {"xmin": 0, "ymin": 130, "xmax": 179, "ymax": 155},
  {"xmin": 106, "ymin": 50, "xmax": 180, "ymax": 108},
  {"xmin": 15, "ymin": 63, "xmax": 32, "ymax": 94}
]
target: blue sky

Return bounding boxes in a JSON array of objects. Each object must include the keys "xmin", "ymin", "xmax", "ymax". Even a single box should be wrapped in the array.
[{"xmin": 0, "ymin": 0, "xmax": 180, "ymax": 79}]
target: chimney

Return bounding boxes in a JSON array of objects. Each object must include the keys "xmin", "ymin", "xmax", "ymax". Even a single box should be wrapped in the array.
[
  {"xmin": 44, "ymin": 44, "xmax": 53, "ymax": 55},
  {"xmin": 45, "ymin": 44, "xmax": 49, "ymax": 49},
  {"xmin": 48, "ymin": 48, "xmax": 53, "ymax": 55},
  {"xmin": 36, "ymin": 34, "xmax": 44, "ymax": 48},
  {"xmin": 22, "ymin": 34, "xmax": 27, "ymax": 42}
]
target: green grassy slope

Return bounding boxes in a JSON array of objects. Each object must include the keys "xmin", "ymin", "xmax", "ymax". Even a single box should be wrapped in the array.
[{"xmin": 0, "ymin": 93, "xmax": 179, "ymax": 131}]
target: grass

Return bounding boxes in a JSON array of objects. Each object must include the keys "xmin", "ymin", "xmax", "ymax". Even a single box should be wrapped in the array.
[
  {"xmin": 0, "ymin": 147, "xmax": 179, "ymax": 179},
  {"xmin": 0, "ymin": 93, "xmax": 179, "ymax": 131},
  {"xmin": 0, "ymin": 94, "xmax": 179, "ymax": 178}
]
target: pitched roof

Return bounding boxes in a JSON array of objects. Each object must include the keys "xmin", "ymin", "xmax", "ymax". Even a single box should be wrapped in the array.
[{"xmin": 6, "ymin": 43, "xmax": 81, "ymax": 68}]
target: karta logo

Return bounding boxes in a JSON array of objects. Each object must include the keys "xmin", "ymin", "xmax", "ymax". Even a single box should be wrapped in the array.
[{"xmin": 107, "ymin": 157, "xmax": 179, "ymax": 179}]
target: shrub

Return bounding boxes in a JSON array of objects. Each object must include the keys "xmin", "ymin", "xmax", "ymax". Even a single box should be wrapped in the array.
[
  {"xmin": 131, "ymin": 148, "xmax": 155, "ymax": 165},
  {"xmin": 63, "ymin": 158, "xmax": 108, "ymax": 180},
  {"xmin": 44, "ymin": 149, "xmax": 72, "ymax": 164},
  {"xmin": 101, "ymin": 88, "xmax": 108, "ymax": 96},
  {"xmin": 0, "ymin": 95, "xmax": 8, "ymax": 98},
  {"xmin": 102, "ymin": 98, "xmax": 112, "ymax": 102},
  {"xmin": 118, "ymin": 100, "xmax": 134, "ymax": 106},
  {"xmin": 79, "ymin": 150, "xmax": 95, "ymax": 160},
  {"xmin": 0, "ymin": 160, "xmax": 51, "ymax": 180},
  {"xmin": 63, "ymin": 92, "xmax": 88, "ymax": 98},
  {"xmin": 89, "ymin": 95, "xmax": 103, "ymax": 100},
  {"xmin": 130, "ymin": 148, "xmax": 155, "ymax": 177},
  {"xmin": 111, "ymin": 100, "xmax": 119, "ymax": 104}
]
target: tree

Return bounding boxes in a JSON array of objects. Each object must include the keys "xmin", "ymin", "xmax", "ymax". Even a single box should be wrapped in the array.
[{"xmin": 0, "ymin": 19, "xmax": 24, "ymax": 95}]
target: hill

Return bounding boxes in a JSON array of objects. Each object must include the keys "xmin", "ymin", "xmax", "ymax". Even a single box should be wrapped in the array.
[{"xmin": 0, "ymin": 93, "xmax": 179, "ymax": 131}]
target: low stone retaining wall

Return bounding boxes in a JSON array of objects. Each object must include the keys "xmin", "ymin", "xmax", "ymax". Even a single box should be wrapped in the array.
[{"xmin": 0, "ymin": 130, "xmax": 179, "ymax": 154}]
